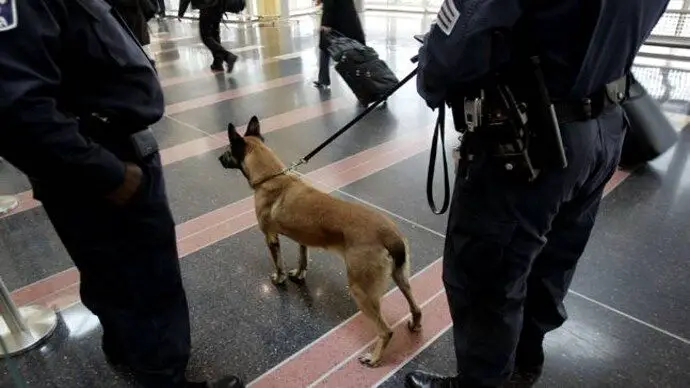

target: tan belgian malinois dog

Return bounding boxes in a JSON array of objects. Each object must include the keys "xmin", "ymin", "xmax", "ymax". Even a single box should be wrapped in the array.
[{"xmin": 219, "ymin": 116, "xmax": 422, "ymax": 367}]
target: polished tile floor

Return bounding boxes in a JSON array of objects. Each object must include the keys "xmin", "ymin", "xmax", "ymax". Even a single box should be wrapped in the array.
[{"xmin": 1, "ymin": 12, "xmax": 689, "ymax": 388}]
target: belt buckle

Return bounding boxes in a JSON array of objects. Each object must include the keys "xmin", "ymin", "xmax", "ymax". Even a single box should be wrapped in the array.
[{"xmin": 464, "ymin": 97, "xmax": 483, "ymax": 132}]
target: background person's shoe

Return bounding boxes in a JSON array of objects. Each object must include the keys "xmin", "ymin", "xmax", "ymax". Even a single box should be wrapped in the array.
[
  {"xmin": 313, "ymin": 81, "xmax": 330, "ymax": 89},
  {"xmin": 211, "ymin": 58, "xmax": 225, "ymax": 72},
  {"xmin": 225, "ymin": 53, "xmax": 238, "ymax": 73}
]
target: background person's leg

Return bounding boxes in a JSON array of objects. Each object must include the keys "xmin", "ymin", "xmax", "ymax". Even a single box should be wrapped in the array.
[
  {"xmin": 210, "ymin": 9, "xmax": 238, "ymax": 72},
  {"xmin": 199, "ymin": 8, "xmax": 227, "ymax": 71},
  {"xmin": 316, "ymin": 49, "xmax": 331, "ymax": 87}
]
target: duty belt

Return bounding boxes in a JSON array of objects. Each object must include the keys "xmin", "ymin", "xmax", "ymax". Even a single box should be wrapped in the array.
[{"xmin": 552, "ymin": 75, "xmax": 629, "ymax": 123}]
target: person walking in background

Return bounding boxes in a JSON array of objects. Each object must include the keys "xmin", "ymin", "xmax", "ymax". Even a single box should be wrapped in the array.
[
  {"xmin": 314, "ymin": 0, "xmax": 365, "ymax": 89},
  {"xmin": 156, "ymin": 0, "xmax": 166, "ymax": 18},
  {"xmin": 178, "ymin": 0, "xmax": 238, "ymax": 72}
]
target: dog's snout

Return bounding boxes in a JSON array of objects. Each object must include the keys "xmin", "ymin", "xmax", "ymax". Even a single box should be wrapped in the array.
[{"xmin": 219, "ymin": 152, "xmax": 233, "ymax": 168}]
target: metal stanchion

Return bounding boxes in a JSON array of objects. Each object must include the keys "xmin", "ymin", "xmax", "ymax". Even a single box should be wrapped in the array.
[{"xmin": 0, "ymin": 276, "xmax": 57, "ymax": 358}]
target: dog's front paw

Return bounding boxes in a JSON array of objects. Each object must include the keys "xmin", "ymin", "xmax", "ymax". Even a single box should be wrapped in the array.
[
  {"xmin": 270, "ymin": 272, "xmax": 287, "ymax": 285},
  {"xmin": 288, "ymin": 269, "xmax": 307, "ymax": 283},
  {"xmin": 358, "ymin": 353, "xmax": 381, "ymax": 368}
]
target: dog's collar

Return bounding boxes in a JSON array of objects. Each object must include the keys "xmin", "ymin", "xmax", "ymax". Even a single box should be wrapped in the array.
[
  {"xmin": 250, "ymin": 170, "xmax": 288, "ymax": 189},
  {"xmin": 249, "ymin": 159, "xmax": 306, "ymax": 190}
]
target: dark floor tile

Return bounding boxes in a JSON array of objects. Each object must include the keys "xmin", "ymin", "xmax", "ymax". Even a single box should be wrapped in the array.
[
  {"xmin": 168, "ymin": 82, "xmax": 344, "ymax": 135},
  {"xmin": 151, "ymin": 115, "xmax": 207, "ymax": 150},
  {"xmin": 0, "ymin": 214, "xmax": 444, "ymax": 387},
  {"xmin": 570, "ymin": 132, "xmax": 690, "ymax": 339},
  {"xmin": 379, "ymin": 293, "xmax": 690, "ymax": 388},
  {"xmin": 161, "ymin": 57, "xmax": 310, "ymax": 105},
  {"xmin": 336, "ymin": 150, "xmax": 452, "ymax": 237},
  {"xmin": 0, "ymin": 207, "xmax": 72, "ymax": 291},
  {"xmin": 0, "ymin": 305, "xmax": 132, "ymax": 388}
]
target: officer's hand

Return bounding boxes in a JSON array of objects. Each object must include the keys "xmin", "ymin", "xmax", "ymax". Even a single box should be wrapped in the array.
[{"xmin": 106, "ymin": 163, "xmax": 143, "ymax": 206}]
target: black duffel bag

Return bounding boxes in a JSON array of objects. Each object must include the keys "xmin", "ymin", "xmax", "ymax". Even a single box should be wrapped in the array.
[
  {"xmin": 335, "ymin": 58, "xmax": 400, "ymax": 106},
  {"xmin": 619, "ymin": 75, "xmax": 679, "ymax": 167},
  {"xmin": 320, "ymin": 30, "xmax": 377, "ymax": 63},
  {"xmin": 222, "ymin": 0, "xmax": 246, "ymax": 13}
]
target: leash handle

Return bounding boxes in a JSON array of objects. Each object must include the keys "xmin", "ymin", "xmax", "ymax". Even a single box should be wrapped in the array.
[
  {"xmin": 426, "ymin": 104, "xmax": 451, "ymax": 215},
  {"xmin": 302, "ymin": 67, "xmax": 419, "ymax": 163}
]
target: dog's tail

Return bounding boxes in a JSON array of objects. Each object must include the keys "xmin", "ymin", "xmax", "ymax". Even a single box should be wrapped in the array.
[{"xmin": 383, "ymin": 231, "xmax": 408, "ymax": 269}]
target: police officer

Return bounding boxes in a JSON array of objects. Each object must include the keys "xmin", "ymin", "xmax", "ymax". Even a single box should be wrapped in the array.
[
  {"xmin": 0, "ymin": 1, "xmax": 243, "ymax": 387},
  {"xmin": 407, "ymin": 1, "xmax": 669, "ymax": 387}
]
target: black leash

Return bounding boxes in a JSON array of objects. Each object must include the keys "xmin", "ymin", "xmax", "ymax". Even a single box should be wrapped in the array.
[
  {"xmin": 301, "ymin": 68, "xmax": 418, "ymax": 164},
  {"xmin": 260, "ymin": 53, "xmax": 451, "ymax": 216},
  {"xmin": 266, "ymin": 66, "xmax": 419, "ymax": 182},
  {"xmin": 426, "ymin": 104, "xmax": 451, "ymax": 214}
]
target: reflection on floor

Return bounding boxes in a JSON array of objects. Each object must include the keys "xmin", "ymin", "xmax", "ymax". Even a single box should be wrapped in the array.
[{"xmin": 1, "ymin": 12, "xmax": 689, "ymax": 388}]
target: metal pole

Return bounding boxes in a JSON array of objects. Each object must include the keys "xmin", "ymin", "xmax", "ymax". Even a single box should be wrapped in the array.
[
  {"xmin": 0, "ymin": 275, "xmax": 57, "ymax": 358},
  {"xmin": 0, "ymin": 279, "xmax": 28, "ymax": 334}
]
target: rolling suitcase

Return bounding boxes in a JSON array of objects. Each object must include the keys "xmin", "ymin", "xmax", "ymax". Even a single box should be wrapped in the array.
[
  {"xmin": 335, "ymin": 58, "xmax": 400, "ymax": 105},
  {"xmin": 322, "ymin": 30, "xmax": 400, "ymax": 105}
]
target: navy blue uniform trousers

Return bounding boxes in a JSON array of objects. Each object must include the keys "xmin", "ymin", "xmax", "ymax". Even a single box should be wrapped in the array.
[
  {"xmin": 444, "ymin": 105, "xmax": 626, "ymax": 387},
  {"xmin": 39, "ymin": 152, "xmax": 190, "ymax": 388}
]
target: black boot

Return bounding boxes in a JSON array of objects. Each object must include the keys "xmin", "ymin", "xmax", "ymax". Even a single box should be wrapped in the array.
[
  {"xmin": 507, "ymin": 341, "xmax": 544, "ymax": 387},
  {"xmin": 405, "ymin": 371, "xmax": 460, "ymax": 388},
  {"xmin": 503, "ymin": 366, "xmax": 542, "ymax": 388},
  {"xmin": 183, "ymin": 375, "xmax": 244, "ymax": 387},
  {"xmin": 210, "ymin": 57, "xmax": 225, "ymax": 71},
  {"xmin": 313, "ymin": 81, "xmax": 330, "ymax": 89},
  {"xmin": 224, "ymin": 52, "xmax": 238, "ymax": 73}
]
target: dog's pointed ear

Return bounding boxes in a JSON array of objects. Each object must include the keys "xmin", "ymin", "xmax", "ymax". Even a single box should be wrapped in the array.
[
  {"xmin": 245, "ymin": 116, "xmax": 262, "ymax": 139},
  {"xmin": 227, "ymin": 123, "xmax": 244, "ymax": 143}
]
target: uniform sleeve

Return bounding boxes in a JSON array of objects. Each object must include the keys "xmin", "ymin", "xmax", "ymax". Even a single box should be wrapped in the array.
[
  {"xmin": 416, "ymin": 0, "xmax": 523, "ymax": 108},
  {"xmin": 0, "ymin": 0, "xmax": 126, "ymax": 196}
]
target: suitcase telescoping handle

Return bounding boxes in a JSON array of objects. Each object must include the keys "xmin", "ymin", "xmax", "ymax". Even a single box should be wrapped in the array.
[{"xmin": 300, "ymin": 64, "xmax": 419, "ymax": 164}]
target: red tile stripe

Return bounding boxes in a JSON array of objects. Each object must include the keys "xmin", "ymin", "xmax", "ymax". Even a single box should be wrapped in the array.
[
  {"xmin": 313, "ymin": 292, "xmax": 451, "ymax": 388},
  {"xmin": 248, "ymin": 259, "xmax": 443, "ymax": 388},
  {"xmin": 165, "ymin": 74, "xmax": 305, "ymax": 115},
  {"xmin": 10, "ymin": 132, "xmax": 431, "ymax": 311},
  {"xmin": 158, "ymin": 50, "xmax": 311, "ymax": 88}
]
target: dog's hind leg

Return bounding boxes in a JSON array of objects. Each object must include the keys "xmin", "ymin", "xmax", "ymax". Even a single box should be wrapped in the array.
[
  {"xmin": 265, "ymin": 233, "xmax": 287, "ymax": 285},
  {"xmin": 347, "ymin": 252, "xmax": 393, "ymax": 368},
  {"xmin": 288, "ymin": 245, "xmax": 309, "ymax": 283},
  {"xmin": 392, "ymin": 261, "xmax": 422, "ymax": 332}
]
